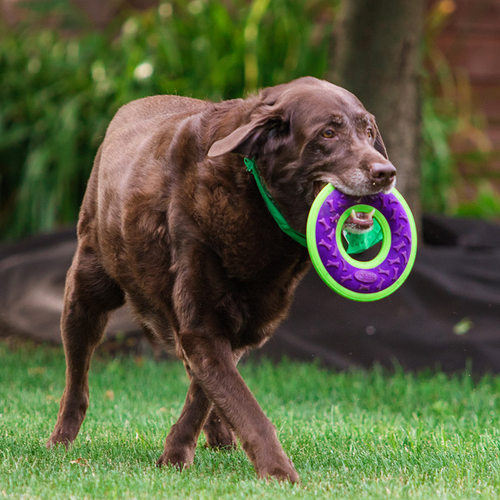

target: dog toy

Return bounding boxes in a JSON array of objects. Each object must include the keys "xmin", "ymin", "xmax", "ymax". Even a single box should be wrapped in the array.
[
  {"xmin": 306, "ymin": 184, "xmax": 417, "ymax": 301},
  {"xmin": 244, "ymin": 158, "xmax": 417, "ymax": 301}
]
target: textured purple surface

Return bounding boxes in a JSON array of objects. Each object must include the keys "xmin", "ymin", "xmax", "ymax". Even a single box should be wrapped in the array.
[{"xmin": 315, "ymin": 190, "xmax": 413, "ymax": 293}]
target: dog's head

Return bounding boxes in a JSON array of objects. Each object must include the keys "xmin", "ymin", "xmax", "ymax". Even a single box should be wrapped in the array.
[{"xmin": 208, "ymin": 77, "xmax": 396, "ymax": 232}]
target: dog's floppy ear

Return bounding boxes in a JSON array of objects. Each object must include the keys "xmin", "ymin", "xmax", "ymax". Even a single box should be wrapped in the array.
[
  {"xmin": 373, "ymin": 123, "xmax": 389, "ymax": 159},
  {"xmin": 208, "ymin": 87, "xmax": 289, "ymax": 158},
  {"xmin": 207, "ymin": 114, "xmax": 271, "ymax": 158}
]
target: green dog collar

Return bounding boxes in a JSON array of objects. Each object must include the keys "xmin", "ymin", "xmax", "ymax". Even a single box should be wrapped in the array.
[
  {"xmin": 244, "ymin": 158, "xmax": 307, "ymax": 247},
  {"xmin": 244, "ymin": 158, "xmax": 381, "ymax": 254}
]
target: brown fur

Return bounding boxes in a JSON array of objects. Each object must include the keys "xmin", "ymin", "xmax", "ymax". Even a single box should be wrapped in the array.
[{"xmin": 47, "ymin": 77, "xmax": 395, "ymax": 482}]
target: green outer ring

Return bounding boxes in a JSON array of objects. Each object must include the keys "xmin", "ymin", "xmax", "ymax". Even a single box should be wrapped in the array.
[
  {"xmin": 336, "ymin": 205, "xmax": 392, "ymax": 269},
  {"xmin": 306, "ymin": 184, "xmax": 418, "ymax": 302}
]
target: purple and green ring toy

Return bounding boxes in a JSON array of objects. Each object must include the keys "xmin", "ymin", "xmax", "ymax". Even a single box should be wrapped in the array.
[{"xmin": 306, "ymin": 184, "xmax": 417, "ymax": 302}]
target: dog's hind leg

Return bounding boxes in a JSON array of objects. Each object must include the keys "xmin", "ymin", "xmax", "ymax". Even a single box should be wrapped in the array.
[{"xmin": 46, "ymin": 246, "xmax": 124, "ymax": 448}]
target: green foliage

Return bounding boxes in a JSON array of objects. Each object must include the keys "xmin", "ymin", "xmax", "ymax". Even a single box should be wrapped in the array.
[
  {"xmin": 420, "ymin": 92, "xmax": 456, "ymax": 214},
  {"xmin": 0, "ymin": 1, "xmax": 334, "ymax": 240},
  {"xmin": 455, "ymin": 182, "xmax": 500, "ymax": 218},
  {"xmin": 1, "ymin": 0, "xmax": 497, "ymax": 241},
  {"xmin": 420, "ymin": 2, "xmax": 496, "ymax": 217},
  {"xmin": 1, "ymin": 342, "xmax": 500, "ymax": 498}
]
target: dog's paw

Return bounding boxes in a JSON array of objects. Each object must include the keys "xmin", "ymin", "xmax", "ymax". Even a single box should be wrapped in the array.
[
  {"xmin": 46, "ymin": 434, "xmax": 72, "ymax": 449},
  {"xmin": 156, "ymin": 446, "xmax": 195, "ymax": 470},
  {"xmin": 46, "ymin": 425, "xmax": 79, "ymax": 449},
  {"xmin": 257, "ymin": 454, "xmax": 300, "ymax": 483}
]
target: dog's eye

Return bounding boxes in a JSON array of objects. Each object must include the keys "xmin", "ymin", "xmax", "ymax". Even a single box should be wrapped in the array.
[
  {"xmin": 367, "ymin": 128, "xmax": 375, "ymax": 139},
  {"xmin": 322, "ymin": 129, "xmax": 335, "ymax": 139}
]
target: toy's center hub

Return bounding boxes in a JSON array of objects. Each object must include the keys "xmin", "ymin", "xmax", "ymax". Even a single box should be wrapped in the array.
[
  {"xmin": 334, "ymin": 204, "xmax": 391, "ymax": 269},
  {"xmin": 341, "ymin": 206, "xmax": 383, "ymax": 258},
  {"xmin": 344, "ymin": 209, "xmax": 375, "ymax": 234}
]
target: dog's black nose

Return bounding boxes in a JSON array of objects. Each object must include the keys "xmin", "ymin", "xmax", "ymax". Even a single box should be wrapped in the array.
[{"xmin": 369, "ymin": 162, "xmax": 396, "ymax": 185}]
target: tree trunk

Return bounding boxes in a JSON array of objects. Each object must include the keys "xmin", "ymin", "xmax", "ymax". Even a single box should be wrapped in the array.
[{"xmin": 331, "ymin": 0, "xmax": 424, "ymax": 227}]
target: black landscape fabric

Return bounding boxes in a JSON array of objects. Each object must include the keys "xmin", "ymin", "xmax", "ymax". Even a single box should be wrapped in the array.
[{"xmin": 1, "ymin": 215, "xmax": 499, "ymax": 373}]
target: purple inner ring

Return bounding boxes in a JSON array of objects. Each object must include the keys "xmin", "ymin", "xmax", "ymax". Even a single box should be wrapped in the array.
[{"xmin": 315, "ymin": 190, "xmax": 413, "ymax": 294}]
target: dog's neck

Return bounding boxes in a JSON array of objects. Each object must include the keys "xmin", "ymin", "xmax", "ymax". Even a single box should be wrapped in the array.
[{"xmin": 244, "ymin": 157, "xmax": 307, "ymax": 247}]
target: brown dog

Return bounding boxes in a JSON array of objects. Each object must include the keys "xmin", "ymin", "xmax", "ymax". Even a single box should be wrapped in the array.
[{"xmin": 47, "ymin": 77, "xmax": 395, "ymax": 482}]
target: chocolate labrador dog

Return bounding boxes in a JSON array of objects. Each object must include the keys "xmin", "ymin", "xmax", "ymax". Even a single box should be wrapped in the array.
[{"xmin": 47, "ymin": 77, "xmax": 395, "ymax": 482}]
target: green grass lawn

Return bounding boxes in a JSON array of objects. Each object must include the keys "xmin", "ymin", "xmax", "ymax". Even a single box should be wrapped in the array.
[{"xmin": 0, "ymin": 341, "xmax": 499, "ymax": 499}]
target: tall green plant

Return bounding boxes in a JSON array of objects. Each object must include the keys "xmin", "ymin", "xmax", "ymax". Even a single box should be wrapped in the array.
[
  {"xmin": 1, "ymin": 0, "xmax": 496, "ymax": 241},
  {"xmin": 420, "ymin": 1, "xmax": 494, "ymax": 216},
  {"xmin": 0, "ymin": 0, "xmax": 334, "ymax": 240}
]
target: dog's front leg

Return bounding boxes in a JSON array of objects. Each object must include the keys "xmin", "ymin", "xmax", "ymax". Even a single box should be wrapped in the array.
[
  {"xmin": 157, "ymin": 378, "xmax": 211, "ymax": 468},
  {"xmin": 157, "ymin": 370, "xmax": 237, "ymax": 469},
  {"xmin": 203, "ymin": 405, "xmax": 237, "ymax": 450},
  {"xmin": 179, "ymin": 330, "xmax": 299, "ymax": 483},
  {"xmin": 202, "ymin": 350, "xmax": 242, "ymax": 450}
]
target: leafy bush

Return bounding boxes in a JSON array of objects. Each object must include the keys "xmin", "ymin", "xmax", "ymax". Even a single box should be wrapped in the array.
[
  {"xmin": 1, "ymin": 0, "xmax": 496, "ymax": 241},
  {"xmin": 0, "ymin": 0, "xmax": 335, "ymax": 240},
  {"xmin": 420, "ymin": 1, "xmax": 495, "ymax": 217}
]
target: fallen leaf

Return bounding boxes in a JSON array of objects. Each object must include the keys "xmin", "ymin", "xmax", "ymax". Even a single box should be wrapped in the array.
[
  {"xmin": 453, "ymin": 317, "xmax": 473, "ymax": 335},
  {"xmin": 70, "ymin": 458, "xmax": 90, "ymax": 466}
]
